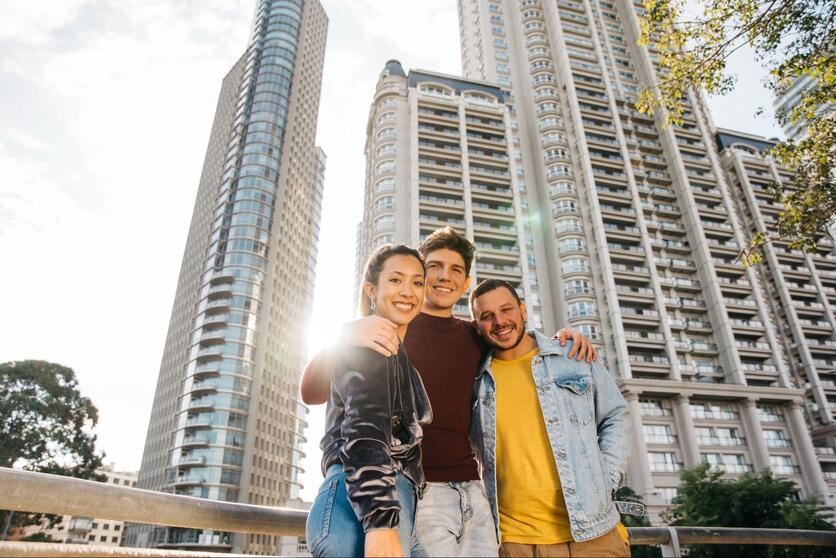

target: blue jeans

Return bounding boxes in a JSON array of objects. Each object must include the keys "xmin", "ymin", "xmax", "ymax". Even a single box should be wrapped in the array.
[
  {"xmin": 414, "ymin": 481, "xmax": 498, "ymax": 557},
  {"xmin": 307, "ymin": 464, "xmax": 425, "ymax": 557}
]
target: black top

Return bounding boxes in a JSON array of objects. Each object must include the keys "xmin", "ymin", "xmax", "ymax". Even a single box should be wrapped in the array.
[{"xmin": 320, "ymin": 345, "xmax": 432, "ymax": 532}]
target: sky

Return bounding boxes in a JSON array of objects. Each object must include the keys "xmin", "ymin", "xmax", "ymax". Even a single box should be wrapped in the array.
[{"xmin": 0, "ymin": 0, "xmax": 783, "ymax": 504}]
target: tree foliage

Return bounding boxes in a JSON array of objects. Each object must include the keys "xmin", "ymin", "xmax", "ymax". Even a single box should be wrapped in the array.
[
  {"xmin": 637, "ymin": 0, "xmax": 835, "ymax": 259},
  {"xmin": 661, "ymin": 463, "xmax": 834, "ymax": 558},
  {"xmin": 615, "ymin": 486, "xmax": 661, "ymax": 558},
  {"xmin": 0, "ymin": 360, "xmax": 105, "ymax": 540}
]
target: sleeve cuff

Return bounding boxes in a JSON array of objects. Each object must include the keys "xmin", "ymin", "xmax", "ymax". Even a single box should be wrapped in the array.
[{"xmin": 362, "ymin": 508, "xmax": 400, "ymax": 532}]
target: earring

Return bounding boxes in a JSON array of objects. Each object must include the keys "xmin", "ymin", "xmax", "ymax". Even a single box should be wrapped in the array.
[{"xmin": 370, "ymin": 299, "xmax": 376, "ymax": 311}]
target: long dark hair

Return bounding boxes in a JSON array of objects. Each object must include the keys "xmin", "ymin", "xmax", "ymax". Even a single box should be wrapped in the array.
[{"xmin": 359, "ymin": 244, "xmax": 426, "ymax": 317}]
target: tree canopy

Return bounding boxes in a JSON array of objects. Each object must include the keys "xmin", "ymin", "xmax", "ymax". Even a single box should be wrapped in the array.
[
  {"xmin": 637, "ymin": 0, "xmax": 835, "ymax": 261},
  {"xmin": 0, "ymin": 360, "xmax": 105, "ymax": 540},
  {"xmin": 661, "ymin": 463, "xmax": 834, "ymax": 558}
]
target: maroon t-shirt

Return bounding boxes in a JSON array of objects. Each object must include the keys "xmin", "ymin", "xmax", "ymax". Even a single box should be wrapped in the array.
[{"xmin": 403, "ymin": 312, "xmax": 489, "ymax": 482}]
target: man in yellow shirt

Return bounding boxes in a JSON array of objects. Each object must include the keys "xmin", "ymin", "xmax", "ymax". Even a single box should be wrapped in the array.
[{"xmin": 469, "ymin": 279, "xmax": 631, "ymax": 557}]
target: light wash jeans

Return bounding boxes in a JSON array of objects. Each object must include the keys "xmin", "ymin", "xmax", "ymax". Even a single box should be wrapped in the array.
[
  {"xmin": 414, "ymin": 480, "xmax": 499, "ymax": 557},
  {"xmin": 307, "ymin": 464, "xmax": 426, "ymax": 557}
]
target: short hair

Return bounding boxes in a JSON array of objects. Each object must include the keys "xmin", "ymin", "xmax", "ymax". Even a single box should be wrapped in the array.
[
  {"xmin": 418, "ymin": 226, "xmax": 476, "ymax": 276},
  {"xmin": 469, "ymin": 279, "xmax": 522, "ymax": 316},
  {"xmin": 359, "ymin": 244, "xmax": 426, "ymax": 316}
]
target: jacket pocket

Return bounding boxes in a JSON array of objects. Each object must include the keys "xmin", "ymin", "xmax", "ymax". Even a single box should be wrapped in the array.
[{"xmin": 555, "ymin": 375, "xmax": 594, "ymax": 426}]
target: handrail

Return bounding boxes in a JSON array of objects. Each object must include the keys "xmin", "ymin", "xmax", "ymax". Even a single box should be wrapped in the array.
[
  {"xmin": 0, "ymin": 467, "xmax": 306, "ymax": 537},
  {"xmin": 1, "ymin": 467, "xmax": 834, "ymax": 558}
]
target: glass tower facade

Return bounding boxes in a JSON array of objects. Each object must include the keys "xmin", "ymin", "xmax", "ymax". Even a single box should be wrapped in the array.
[{"xmin": 127, "ymin": 0, "xmax": 328, "ymax": 553}]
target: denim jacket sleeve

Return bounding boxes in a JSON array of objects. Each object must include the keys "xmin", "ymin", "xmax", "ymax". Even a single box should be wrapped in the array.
[
  {"xmin": 333, "ymin": 349, "xmax": 400, "ymax": 532},
  {"xmin": 591, "ymin": 360, "xmax": 630, "ymax": 494}
]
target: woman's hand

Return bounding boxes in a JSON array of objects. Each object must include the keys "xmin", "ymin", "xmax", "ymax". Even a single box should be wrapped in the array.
[
  {"xmin": 365, "ymin": 528, "xmax": 402, "ymax": 557},
  {"xmin": 342, "ymin": 315, "xmax": 400, "ymax": 357}
]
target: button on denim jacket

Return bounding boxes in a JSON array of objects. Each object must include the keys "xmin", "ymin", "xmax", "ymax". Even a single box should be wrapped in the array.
[{"xmin": 470, "ymin": 331, "xmax": 630, "ymax": 542}]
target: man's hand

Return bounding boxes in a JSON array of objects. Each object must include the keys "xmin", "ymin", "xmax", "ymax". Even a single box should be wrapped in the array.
[
  {"xmin": 556, "ymin": 328, "xmax": 597, "ymax": 363},
  {"xmin": 342, "ymin": 315, "xmax": 400, "ymax": 357},
  {"xmin": 364, "ymin": 528, "xmax": 402, "ymax": 557}
]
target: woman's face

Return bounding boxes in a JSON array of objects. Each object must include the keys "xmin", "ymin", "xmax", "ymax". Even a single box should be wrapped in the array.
[{"xmin": 365, "ymin": 254, "xmax": 425, "ymax": 327}]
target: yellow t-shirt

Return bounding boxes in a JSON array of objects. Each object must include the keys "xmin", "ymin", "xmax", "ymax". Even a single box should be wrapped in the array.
[{"xmin": 493, "ymin": 348, "xmax": 572, "ymax": 544}]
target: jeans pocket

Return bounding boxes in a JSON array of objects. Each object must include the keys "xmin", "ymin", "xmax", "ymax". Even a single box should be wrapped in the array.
[{"xmin": 308, "ymin": 479, "xmax": 338, "ymax": 555}]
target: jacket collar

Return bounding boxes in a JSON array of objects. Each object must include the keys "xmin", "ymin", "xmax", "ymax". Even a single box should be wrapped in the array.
[{"xmin": 476, "ymin": 329, "xmax": 563, "ymax": 379}]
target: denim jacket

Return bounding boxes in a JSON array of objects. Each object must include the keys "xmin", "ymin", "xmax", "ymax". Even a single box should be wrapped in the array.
[{"xmin": 470, "ymin": 331, "xmax": 630, "ymax": 542}]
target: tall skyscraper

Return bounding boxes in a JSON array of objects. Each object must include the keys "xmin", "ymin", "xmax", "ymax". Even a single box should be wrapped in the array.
[
  {"xmin": 127, "ymin": 0, "xmax": 328, "ymax": 553},
  {"xmin": 362, "ymin": 0, "xmax": 836, "ymax": 520}
]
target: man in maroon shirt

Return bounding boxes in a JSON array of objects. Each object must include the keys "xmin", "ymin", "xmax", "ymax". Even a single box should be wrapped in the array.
[{"xmin": 301, "ymin": 227, "xmax": 596, "ymax": 557}]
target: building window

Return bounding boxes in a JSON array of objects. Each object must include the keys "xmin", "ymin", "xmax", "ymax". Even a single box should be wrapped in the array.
[
  {"xmin": 371, "ymin": 234, "xmax": 393, "ymax": 249},
  {"xmin": 375, "ymin": 178, "xmax": 395, "ymax": 193},
  {"xmin": 649, "ymin": 452, "xmax": 680, "ymax": 472},
  {"xmin": 565, "ymin": 279, "xmax": 591, "ymax": 296},
  {"xmin": 374, "ymin": 196, "xmax": 395, "ymax": 210},
  {"xmin": 640, "ymin": 398, "xmax": 671, "ymax": 416},
  {"xmin": 763, "ymin": 430, "xmax": 790, "ymax": 448},
  {"xmin": 769, "ymin": 455, "xmax": 799, "ymax": 474},
  {"xmin": 552, "ymin": 199, "xmax": 577, "ymax": 214},
  {"xmin": 545, "ymin": 148, "xmax": 568, "ymax": 161},
  {"xmin": 373, "ymin": 215, "xmax": 394, "ymax": 231},
  {"xmin": 568, "ymin": 301, "xmax": 597, "ymax": 318},
  {"xmin": 561, "ymin": 258, "xmax": 588, "ymax": 274},
  {"xmin": 577, "ymin": 324, "xmax": 600, "ymax": 341},
  {"xmin": 555, "ymin": 218, "xmax": 581, "ymax": 234},
  {"xmin": 643, "ymin": 424, "xmax": 675, "ymax": 444},
  {"xmin": 558, "ymin": 238, "xmax": 584, "ymax": 254}
]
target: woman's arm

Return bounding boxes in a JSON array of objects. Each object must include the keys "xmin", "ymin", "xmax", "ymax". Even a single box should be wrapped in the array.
[
  {"xmin": 300, "ymin": 349, "xmax": 335, "ymax": 405},
  {"xmin": 334, "ymin": 349, "xmax": 401, "ymax": 534}
]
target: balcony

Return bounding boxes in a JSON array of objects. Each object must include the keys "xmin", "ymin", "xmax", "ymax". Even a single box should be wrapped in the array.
[
  {"xmin": 645, "ymin": 435, "xmax": 678, "ymax": 445},
  {"xmin": 649, "ymin": 462, "xmax": 682, "ymax": 473},
  {"xmin": 181, "ymin": 435, "xmax": 211, "ymax": 448},
  {"xmin": 692, "ymin": 410, "xmax": 740, "ymax": 421},
  {"xmin": 177, "ymin": 455, "xmax": 207, "ymax": 467},
  {"xmin": 698, "ymin": 436, "xmax": 746, "ymax": 447}
]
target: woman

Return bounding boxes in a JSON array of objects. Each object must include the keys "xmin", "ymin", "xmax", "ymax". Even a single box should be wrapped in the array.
[{"xmin": 307, "ymin": 244, "xmax": 433, "ymax": 557}]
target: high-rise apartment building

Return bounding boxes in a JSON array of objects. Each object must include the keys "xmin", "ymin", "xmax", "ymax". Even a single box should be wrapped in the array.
[
  {"xmin": 717, "ymin": 129, "xmax": 836, "ymax": 493},
  {"xmin": 375, "ymin": 0, "xmax": 836, "ymax": 520},
  {"xmin": 359, "ymin": 61, "xmax": 547, "ymax": 330},
  {"xmin": 127, "ymin": 0, "xmax": 328, "ymax": 553}
]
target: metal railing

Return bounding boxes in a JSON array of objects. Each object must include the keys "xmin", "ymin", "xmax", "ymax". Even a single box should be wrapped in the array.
[{"xmin": 1, "ymin": 468, "xmax": 834, "ymax": 558}]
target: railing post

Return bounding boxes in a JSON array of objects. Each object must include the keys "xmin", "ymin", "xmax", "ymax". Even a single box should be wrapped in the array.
[{"xmin": 660, "ymin": 526, "xmax": 682, "ymax": 558}]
